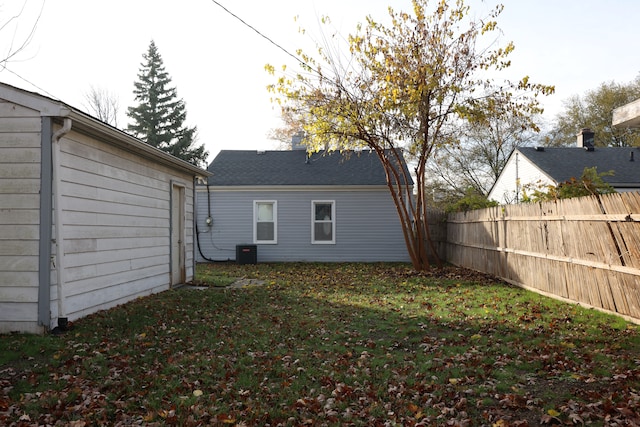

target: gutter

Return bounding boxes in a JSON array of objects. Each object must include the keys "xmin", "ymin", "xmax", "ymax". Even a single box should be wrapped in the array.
[
  {"xmin": 198, "ymin": 185, "xmax": 402, "ymax": 192},
  {"xmin": 52, "ymin": 118, "xmax": 72, "ymax": 331},
  {"xmin": 67, "ymin": 109, "xmax": 210, "ymax": 177}
]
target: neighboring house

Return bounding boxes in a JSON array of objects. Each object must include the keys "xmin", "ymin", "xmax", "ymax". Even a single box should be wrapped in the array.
[
  {"xmin": 612, "ymin": 97, "xmax": 640, "ymax": 129},
  {"xmin": 489, "ymin": 128, "xmax": 640, "ymax": 204},
  {"xmin": 0, "ymin": 82, "xmax": 210, "ymax": 334},
  {"xmin": 195, "ymin": 146, "xmax": 413, "ymax": 263}
]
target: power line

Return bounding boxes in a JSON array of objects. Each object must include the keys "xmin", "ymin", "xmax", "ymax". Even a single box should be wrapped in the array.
[
  {"xmin": 208, "ymin": 0, "xmax": 306, "ymax": 68},
  {"xmin": 0, "ymin": 65, "xmax": 60, "ymax": 100}
]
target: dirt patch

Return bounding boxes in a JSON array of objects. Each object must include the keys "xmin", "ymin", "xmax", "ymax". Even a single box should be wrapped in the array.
[
  {"xmin": 226, "ymin": 278, "xmax": 265, "ymax": 288},
  {"xmin": 184, "ymin": 278, "xmax": 265, "ymax": 289}
]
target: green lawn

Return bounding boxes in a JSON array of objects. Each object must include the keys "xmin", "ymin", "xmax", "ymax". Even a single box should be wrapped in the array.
[{"xmin": 1, "ymin": 262, "xmax": 639, "ymax": 426}]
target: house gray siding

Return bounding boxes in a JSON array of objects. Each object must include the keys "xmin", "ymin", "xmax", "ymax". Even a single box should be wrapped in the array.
[{"xmin": 195, "ymin": 188, "xmax": 410, "ymax": 263}]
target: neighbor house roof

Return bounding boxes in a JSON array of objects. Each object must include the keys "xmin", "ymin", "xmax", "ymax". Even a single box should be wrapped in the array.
[
  {"xmin": 206, "ymin": 149, "xmax": 413, "ymax": 187},
  {"xmin": 518, "ymin": 146, "xmax": 640, "ymax": 188}
]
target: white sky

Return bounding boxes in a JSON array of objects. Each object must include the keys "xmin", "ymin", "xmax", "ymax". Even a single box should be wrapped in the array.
[{"xmin": 1, "ymin": 1, "xmax": 639, "ymax": 164}]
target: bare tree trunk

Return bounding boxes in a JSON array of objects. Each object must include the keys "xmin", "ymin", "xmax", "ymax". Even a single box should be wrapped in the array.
[{"xmin": 379, "ymin": 149, "xmax": 435, "ymax": 272}]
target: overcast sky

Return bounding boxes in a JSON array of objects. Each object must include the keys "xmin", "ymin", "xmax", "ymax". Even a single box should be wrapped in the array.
[{"xmin": 1, "ymin": 0, "xmax": 639, "ymax": 163}]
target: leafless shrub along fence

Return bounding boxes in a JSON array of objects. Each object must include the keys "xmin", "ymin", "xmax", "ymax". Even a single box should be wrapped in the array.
[{"xmin": 444, "ymin": 192, "xmax": 640, "ymax": 322}]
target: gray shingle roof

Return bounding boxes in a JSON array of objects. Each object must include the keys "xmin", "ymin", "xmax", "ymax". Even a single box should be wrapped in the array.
[
  {"xmin": 206, "ymin": 149, "xmax": 413, "ymax": 186},
  {"xmin": 519, "ymin": 146, "xmax": 640, "ymax": 187}
]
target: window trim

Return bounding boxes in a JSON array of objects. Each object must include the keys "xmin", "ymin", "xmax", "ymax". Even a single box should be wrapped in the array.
[
  {"xmin": 311, "ymin": 200, "xmax": 335, "ymax": 244},
  {"xmin": 253, "ymin": 200, "xmax": 277, "ymax": 244}
]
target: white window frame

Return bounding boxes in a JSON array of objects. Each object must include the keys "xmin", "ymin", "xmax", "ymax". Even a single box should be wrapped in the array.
[
  {"xmin": 311, "ymin": 200, "xmax": 335, "ymax": 244},
  {"xmin": 253, "ymin": 200, "xmax": 277, "ymax": 244}
]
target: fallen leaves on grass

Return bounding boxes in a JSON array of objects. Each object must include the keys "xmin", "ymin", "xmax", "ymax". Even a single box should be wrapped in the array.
[{"xmin": 1, "ymin": 263, "xmax": 639, "ymax": 426}]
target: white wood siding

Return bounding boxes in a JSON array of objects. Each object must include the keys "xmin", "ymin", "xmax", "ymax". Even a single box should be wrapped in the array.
[
  {"xmin": 195, "ymin": 188, "xmax": 410, "ymax": 262},
  {"xmin": 51, "ymin": 130, "xmax": 195, "ymax": 322},
  {"xmin": 0, "ymin": 101, "xmax": 42, "ymax": 333},
  {"xmin": 489, "ymin": 150, "xmax": 555, "ymax": 205}
]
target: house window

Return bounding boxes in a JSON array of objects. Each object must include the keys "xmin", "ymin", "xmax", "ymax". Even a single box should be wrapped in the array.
[
  {"xmin": 254, "ymin": 201, "xmax": 277, "ymax": 244},
  {"xmin": 312, "ymin": 201, "xmax": 335, "ymax": 244}
]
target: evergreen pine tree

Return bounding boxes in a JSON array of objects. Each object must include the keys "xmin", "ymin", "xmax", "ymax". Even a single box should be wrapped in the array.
[{"xmin": 127, "ymin": 40, "xmax": 207, "ymax": 166}]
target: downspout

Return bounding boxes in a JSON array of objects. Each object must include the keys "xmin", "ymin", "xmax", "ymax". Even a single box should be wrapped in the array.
[
  {"xmin": 37, "ymin": 117, "xmax": 53, "ymax": 330},
  {"xmin": 52, "ymin": 118, "xmax": 72, "ymax": 331},
  {"xmin": 192, "ymin": 177, "xmax": 198, "ymax": 277}
]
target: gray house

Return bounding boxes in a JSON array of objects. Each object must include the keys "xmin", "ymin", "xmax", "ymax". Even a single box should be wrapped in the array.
[
  {"xmin": 195, "ymin": 147, "xmax": 413, "ymax": 263},
  {"xmin": 0, "ymin": 82, "xmax": 210, "ymax": 334}
]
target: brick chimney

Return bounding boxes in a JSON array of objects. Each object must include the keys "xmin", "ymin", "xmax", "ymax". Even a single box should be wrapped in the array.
[
  {"xmin": 291, "ymin": 131, "xmax": 306, "ymax": 150},
  {"xmin": 577, "ymin": 128, "xmax": 595, "ymax": 150}
]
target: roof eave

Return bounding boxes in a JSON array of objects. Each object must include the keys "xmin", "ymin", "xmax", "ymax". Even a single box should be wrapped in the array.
[
  {"xmin": 0, "ymin": 82, "xmax": 210, "ymax": 178},
  {"xmin": 197, "ymin": 184, "xmax": 412, "ymax": 192},
  {"xmin": 64, "ymin": 109, "xmax": 211, "ymax": 178},
  {"xmin": 611, "ymin": 183, "xmax": 640, "ymax": 188}
]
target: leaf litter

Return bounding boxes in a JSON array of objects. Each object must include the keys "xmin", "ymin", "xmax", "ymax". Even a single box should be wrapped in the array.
[{"xmin": 1, "ymin": 262, "xmax": 639, "ymax": 426}]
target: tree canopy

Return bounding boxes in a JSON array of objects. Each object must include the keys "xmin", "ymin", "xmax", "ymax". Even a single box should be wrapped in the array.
[
  {"xmin": 545, "ymin": 76, "xmax": 640, "ymax": 147},
  {"xmin": 426, "ymin": 111, "xmax": 541, "ymax": 203},
  {"xmin": 267, "ymin": 0, "xmax": 553, "ymax": 271},
  {"xmin": 127, "ymin": 40, "xmax": 207, "ymax": 167}
]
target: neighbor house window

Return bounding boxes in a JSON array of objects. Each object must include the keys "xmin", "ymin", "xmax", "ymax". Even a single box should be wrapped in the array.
[
  {"xmin": 312, "ymin": 201, "xmax": 335, "ymax": 244},
  {"xmin": 254, "ymin": 201, "xmax": 277, "ymax": 244}
]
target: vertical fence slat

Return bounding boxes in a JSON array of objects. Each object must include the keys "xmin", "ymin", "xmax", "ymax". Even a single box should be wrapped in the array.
[{"xmin": 441, "ymin": 192, "xmax": 640, "ymax": 322}]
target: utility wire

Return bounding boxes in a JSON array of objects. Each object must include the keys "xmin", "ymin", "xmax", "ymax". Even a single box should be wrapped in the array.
[
  {"xmin": 208, "ymin": 0, "xmax": 308, "ymax": 69},
  {"xmin": 0, "ymin": 65, "xmax": 60, "ymax": 101}
]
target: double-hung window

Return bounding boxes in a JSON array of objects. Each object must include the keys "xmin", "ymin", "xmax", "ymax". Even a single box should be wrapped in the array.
[
  {"xmin": 312, "ymin": 200, "xmax": 335, "ymax": 244},
  {"xmin": 254, "ymin": 200, "xmax": 277, "ymax": 244}
]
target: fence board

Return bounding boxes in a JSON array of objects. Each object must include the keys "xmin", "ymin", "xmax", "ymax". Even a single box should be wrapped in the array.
[
  {"xmin": 444, "ymin": 192, "xmax": 640, "ymax": 323},
  {"xmin": 623, "ymin": 274, "xmax": 640, "ymax": 317},
  {"xmin": 608, "ymin": 272, "xmax": 630, "ymax": 316}
]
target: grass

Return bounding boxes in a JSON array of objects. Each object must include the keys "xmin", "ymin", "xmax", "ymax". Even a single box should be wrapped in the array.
[
  {"xmin": 191, "ymin": 262, "xmax": 238, "ymax": 287},
  {"xmin": 1, "ymin": 262, "xmax": 639, "ymax": 426}
]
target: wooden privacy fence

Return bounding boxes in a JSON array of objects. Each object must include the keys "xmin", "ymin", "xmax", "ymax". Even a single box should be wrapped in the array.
[
  {"xmin": 426, "ymin": 209, "xmax": 448, "ymax": 262},
  {"xmin": 445, "ymin": 192, "xmax": 640, "ymax": 322}
]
